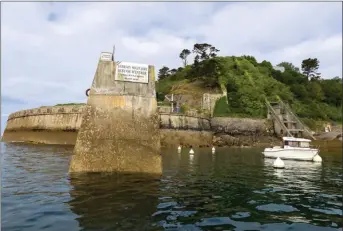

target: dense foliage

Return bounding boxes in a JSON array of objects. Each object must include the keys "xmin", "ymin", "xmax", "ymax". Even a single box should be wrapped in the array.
[{"xmin": 156, "ymin": 43, "xmax": 342, "ymax": 122}]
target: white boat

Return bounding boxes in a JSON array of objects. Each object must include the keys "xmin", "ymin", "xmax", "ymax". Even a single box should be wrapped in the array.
[{"xmin": 262, "ymin": 137, "xmax": 319, "ymax": 161}]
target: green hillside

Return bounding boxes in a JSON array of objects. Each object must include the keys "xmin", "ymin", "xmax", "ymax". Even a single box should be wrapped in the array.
[{"xmin": 156, "ymin": 43, "xmax": 342, "ymax": 127}]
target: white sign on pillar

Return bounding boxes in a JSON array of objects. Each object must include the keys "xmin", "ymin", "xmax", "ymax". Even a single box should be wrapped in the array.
[
  {"xmin": 115, "ymin": 61, "xmax": 149, "ymax": 83},
  {"xmin": 100, "ymin": 52, "xmax": 113, "ymax": 61}
]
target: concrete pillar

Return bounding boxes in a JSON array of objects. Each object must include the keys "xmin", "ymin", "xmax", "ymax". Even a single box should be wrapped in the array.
[{"xmin": 69, "ymin": 53, "xmax": 161, "ymax": 174}]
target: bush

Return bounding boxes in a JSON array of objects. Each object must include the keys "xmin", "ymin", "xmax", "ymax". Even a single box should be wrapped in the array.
[
  {"xmin": 156, "ymin": 92, "xmax": 165, "ymax": 102},
  {"xmin": 213, "ymin": 96, "xmax": 230, "ymax": 117},
  {"xmin": 180, "ymin": 104, "xmax": 189, "ymax": 113}
]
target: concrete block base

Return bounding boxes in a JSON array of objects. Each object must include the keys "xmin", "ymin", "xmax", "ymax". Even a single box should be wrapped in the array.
[{"xmin": 69, "ymin": 104, "xmax": 161, "ymax": 174}]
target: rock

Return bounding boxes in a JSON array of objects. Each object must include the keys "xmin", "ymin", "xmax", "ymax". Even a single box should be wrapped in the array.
[
  {"xmin": 220, "ymin": 134, "xmax": 239, "ymax": 146},
  {"xmin": 316, "ymin": 131, "xmax": 342, "ymax": 141},
  {"xmin": 210, "ymin": 117, "xmax": 270, "ymax": 136}
]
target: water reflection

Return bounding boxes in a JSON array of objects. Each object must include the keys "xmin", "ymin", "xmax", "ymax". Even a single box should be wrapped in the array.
[
  {"xmin": 189, "ymin": 154, "xmax": 194, "ymax": 166},
  {"xmin": 2, "ymin": 143, "xmax": 342, "ymax": 231},
  {"xmin": 273, "ymin": 168, "xmax": 284, "ymax": 178},
  {"xmin": 261, "ymin": 157, "xmax": 342, "ymax": 228},
  {"xmin": 68, "ymin": 173, "xmax": 161, "ymax": 231}
]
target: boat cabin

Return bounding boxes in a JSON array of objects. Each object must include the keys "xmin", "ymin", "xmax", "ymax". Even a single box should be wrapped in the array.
[{"xmin": 282, "ymin": 137, "xmax": 311, "ymax": 149}]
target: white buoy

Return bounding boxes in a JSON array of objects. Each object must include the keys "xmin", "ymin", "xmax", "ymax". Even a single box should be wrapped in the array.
[
  {"xmin": 177, "ymin": 145, "xmax": 181, "ymax": 153},
  {"xmin": 189, "ymin": 148, "xmax": 194, "ymax": 154},
  {"xmin": 212, "ymin": 146, "xmax": 215, "ymax": 153},
  {"xmin": 313, "ymin": 154, "xmax": 322, "ymax": 162},
  {"xmin": 273, "ymin": 157, "xmax": 285, "ymax": 169}
]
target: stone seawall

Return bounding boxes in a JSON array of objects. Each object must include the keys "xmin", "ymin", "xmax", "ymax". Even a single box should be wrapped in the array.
[
  {"xmin": 159, "ymin": 113, "xmax": 211, "ymax": 131},
  {"xmin": 5, "ymin": 105, "xmax": 85, "ymax": 131},
  {"xmin": 2, "ymin": 106, "xmax": 278, "ymax": 147},
  {"xmin": 159, "ymin": 114, "xmax": 212, "ymax": 147},
  {"xmin": 2, "ymin": 105, "xmax": 85, "ymax": 145}
]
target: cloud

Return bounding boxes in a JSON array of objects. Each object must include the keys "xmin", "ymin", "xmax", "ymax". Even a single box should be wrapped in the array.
[{"xmin": 1, "ymin": 2, "xmax": 342, "ymax": 119}]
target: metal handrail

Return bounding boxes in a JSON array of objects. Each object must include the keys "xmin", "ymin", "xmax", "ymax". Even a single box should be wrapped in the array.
[
  {"xmin": 278, "ymin": 99, "xmax": 316, "ymax": 140},
  {"xmin": 265, "ymin": 99, "xmax": 293, "ymax": 137},
  {"xmin": 279, "ymin": 100, "xmax": 310, "ymax": 131}
]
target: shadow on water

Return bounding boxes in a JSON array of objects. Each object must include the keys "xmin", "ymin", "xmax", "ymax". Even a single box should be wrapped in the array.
[
  {"xmin": 1, "ymin": 142, "xmax": 78, "ymax": 231},
  {"xmin": 68, "ymin": 172, "xmax": 162, "ymax": 231}
]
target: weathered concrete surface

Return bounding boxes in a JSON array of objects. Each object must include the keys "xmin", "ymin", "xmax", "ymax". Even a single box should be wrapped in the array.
[
  {"xmin": 2, "ymin": 105, "xmax": 84, "ymax": 144},
  {"xmin": 69, "ymin": 58, "xmax": 161, "ymax": 173}
]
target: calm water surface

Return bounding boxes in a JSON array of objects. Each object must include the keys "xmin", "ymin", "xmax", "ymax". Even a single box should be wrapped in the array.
[{"xmin": 1, "ymin": 142, "xmax": 342, "ymax": 231}]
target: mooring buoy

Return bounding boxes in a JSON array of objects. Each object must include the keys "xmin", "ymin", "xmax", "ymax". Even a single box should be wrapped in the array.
[
  {"xmin": 273, "ymin": 157, "xmax": 285, "ymax": 169},
  {"xmin": 313, "ymin": 154, "xmax": 322, "ymax": 162}
]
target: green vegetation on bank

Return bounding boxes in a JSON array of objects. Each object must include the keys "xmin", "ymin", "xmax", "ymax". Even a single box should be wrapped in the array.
[
  {"xmin": 55, "ymin": 103, "xmax": 86, "ymax": 106},
  {"xmin": 156, "ymin": 43, "xmax": 342, "ymax": 124}
]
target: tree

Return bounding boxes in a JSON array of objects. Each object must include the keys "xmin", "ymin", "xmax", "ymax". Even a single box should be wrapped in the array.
[
  {"xmin": 320, "ymin": 78, "xmax": 342, "ymax": 107},
  {"xmin": 209, "ymin": 46, "xmax": 220, "ymax": 58},
  {"xmin": 192, "ymin": 43, "xmax": 219, "ymax": 64},
  {"xmin": 307, "ymin": 81, "xmax": 325, "ymax": 101},
  {"xmin": 179, "ymin": 49, "xmax": 191, "ymax": 67},
  {"xmin": 169, "ymin": 68, "xmax": 177, "ymax": 75},
  {"xmin": 260, "ymin": 60, "xmax": 274, "ymax": 72},
  {"xmin": 301, "ymin": 58, "xmax": 320, "ymax": 80},
  {"xmin": 291, "ymin": 84, "xmax": 309, "ymax": 100},
  {"xmin": 242, "ymin": 55, "xmax": 258, "ymax": 66},
  {"xmin": 278, "ymin": 62, "xmax": 300, "ymax": 73},
  {"xmin": 158, "ymin": 66, "xmax": 170, "ymax": 80}
]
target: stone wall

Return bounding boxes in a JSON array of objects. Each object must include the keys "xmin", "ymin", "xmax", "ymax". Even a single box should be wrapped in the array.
[
  {"xmin": 2, "ymin": 105, "xmax": 85, "ymax": 145},
  {"xmin": 202, "ymin": 93, "xmax": 223, "ymax": 116},
  {"xmin": 5, "ymin": 105, "xmax": 85, "ymax": 131},
  {"xmin": 2, "ymin": 107, "xmax": 278, "ymax": 147},
  {"xmin": 159, "ymin": 114, "xmax": 212, "ymax": 147},
  {"xmin": 165, "ymin": 94, "xmax": 201, "ymax": 109},
  {"xmin": 211, "ymin": 117, "xmax": 272, "ymax": 135},
  {"xmin": 163, "ymin": 93, "xmax": 223, "ymax": 116},
  {"xmin": 159, "ymin": 114, "xmax": 211, "ymax": 131}
]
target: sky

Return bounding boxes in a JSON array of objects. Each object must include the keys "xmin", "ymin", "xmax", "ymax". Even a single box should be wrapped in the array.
[{"xmin": 1, "ymin": 2, "xmax": 342, "ymax": 134}]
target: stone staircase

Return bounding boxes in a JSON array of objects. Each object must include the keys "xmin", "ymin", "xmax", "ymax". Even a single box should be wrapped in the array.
[{"xmin": 266, "ymin": 98, "xmax": 316, "ymax": 140}]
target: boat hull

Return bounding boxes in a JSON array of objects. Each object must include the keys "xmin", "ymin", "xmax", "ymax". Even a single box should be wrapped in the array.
[{"xmin": 262, "ymin": 148, "xmax": 319, "ymax": 161}]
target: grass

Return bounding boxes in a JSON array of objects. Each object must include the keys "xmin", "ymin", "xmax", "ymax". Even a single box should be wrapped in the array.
[
  {"xmin": 156, "ymin": 78, "xmax": 221, "ymax": 98},
  {"xmin": 54, "ymin": 103, "xmax": 86, "ymax": 106}
]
